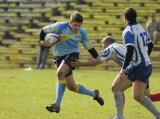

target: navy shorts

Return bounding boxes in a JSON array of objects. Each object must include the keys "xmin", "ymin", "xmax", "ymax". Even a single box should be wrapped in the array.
[
  {"xmin": 124, "ymin": 63, "xmax": 152, "ymax": 83},
  {"xmin": 53, "ymin": 52, "xmax": 79, "ymax": 76}
]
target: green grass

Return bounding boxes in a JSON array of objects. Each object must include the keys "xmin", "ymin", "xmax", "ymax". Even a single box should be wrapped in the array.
[{"xmin": 0, "ymin": 69, "xmax": 160, "ymax": 119}]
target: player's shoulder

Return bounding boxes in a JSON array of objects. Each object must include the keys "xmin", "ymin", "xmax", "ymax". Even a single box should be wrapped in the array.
[
  {"xmin": 110, "ymin": 43, "xmax": 125, "ymax": 50},
  {"xmin": 123, "ymin": 26, "xmax": 130, "ymax": 37},
  {"xmin": 136, "ymin": 23, "xmax": 143, "ymax": 28},
  {"xmin": 122, "ymin": 25, "xmax": 135, "ymax": 38},
  {"xmin": 112, "ymin": 43, "xmax": 124, "ymax": 47},
  {"xmin": 78, "ymin": 28, "xmax": 87, "ymax": 38},
  {"xmin": 79, "ymin": 27, "xmax": 87, "ymax": 34},
  {"xmin": 55, "ymin": 22, "xmax": 69, "ymax": 27},
  {"xmin": 123, "ymin": 23, "xmax": 139, "ymax": 32},
  {"xmin": 102, "ymin": 44, "xmax": 115, "ymax": 57},
  {"xmin": 137, "ymin": 24, "xmax": 147, "ymax": 32},
  {"xmin": 103, "ymin": 43, "xmax": 115, "ymax": 52},
  {"xmin": 108, "ymin": 43, "xmax": 120, "ymax": 48},
  {"xmin": 123, "ymin": 25, "xmax": 132, "ymax": 33},
  {"xmin": 43, "ymin": 21, "xmax": 67, "ymax": 29}
]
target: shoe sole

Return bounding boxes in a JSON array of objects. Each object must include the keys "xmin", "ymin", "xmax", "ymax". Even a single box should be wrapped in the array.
[{"xmin": 45, "ymin": 107, "xmax": 60, "ymax": 113}]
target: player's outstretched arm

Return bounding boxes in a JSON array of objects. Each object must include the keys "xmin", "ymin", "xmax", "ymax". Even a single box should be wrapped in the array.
[{"xmin": 71, "ymin": 58, "xmax": 103, "ymax": 67}]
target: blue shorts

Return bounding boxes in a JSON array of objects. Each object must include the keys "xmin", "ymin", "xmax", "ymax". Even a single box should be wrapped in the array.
[
  {"xmin": 53, "ymin": 52, "xmax": 79, "ymax": 76},
  {"xmin": 124, "ymin": 63, "xmax": 152, "ymax": 83}
]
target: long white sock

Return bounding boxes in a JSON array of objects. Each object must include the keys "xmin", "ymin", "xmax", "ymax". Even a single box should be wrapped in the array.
[
  {"xmin": 139, "ymin": 96, "xmax": 159, "ymax": 117},
  {"xmin": 114, "ymin": 91, "xmax": 124, "ymax": 119}
]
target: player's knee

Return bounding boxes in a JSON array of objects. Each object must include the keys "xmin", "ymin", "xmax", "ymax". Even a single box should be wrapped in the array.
[
  {"xmin": 111, "ymin": 85, "xmax": 118, "ymax": 93},
  {"xmin": 133, "ymin": 94, "xmax": 142, "ymax": 101},
  {"xmin": 56, "ymin": 70, "xmax": 64, "ymax": 80},
  {"xmin": 67, "ymin": 85, "xmax": 76, "ymax": 92}
]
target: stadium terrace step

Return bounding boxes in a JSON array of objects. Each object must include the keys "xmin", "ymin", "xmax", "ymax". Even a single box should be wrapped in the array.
[
  {"xmin": 0, "ymin": 0, "xmax": 160, "ymax": 69},
  {"xmin": 0, "ymin": 30, "xmax": 17, "ymax": 40}
]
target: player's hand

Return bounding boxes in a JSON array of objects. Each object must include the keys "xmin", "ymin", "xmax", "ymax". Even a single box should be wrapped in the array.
[
  {"xmin": 71, "ymin": 59, "xmax": 81, "ymax": 68},
  {"xmin": 40, "ymin": 41, "xmax": 52, "ymax": 48}
]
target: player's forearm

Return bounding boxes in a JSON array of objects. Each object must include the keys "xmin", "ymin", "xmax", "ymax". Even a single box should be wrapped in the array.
[
  {"xmin": 122, "ymin": 45, "xmax": 134, "ymax": 69},
  {"xmin": 79, "ymin": 59, "xmax": 102, "ymax": 66},
  {"xmin": 88, "ymin": 48, "xmax": 99, "ymax": 58}
]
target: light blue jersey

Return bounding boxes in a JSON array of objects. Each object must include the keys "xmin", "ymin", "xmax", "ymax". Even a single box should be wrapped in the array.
[
  {"xmin": 43, "ymin": 22, "xmax": 93, "ymax": 56},
  {"xmin": 122, "ymin": 23, "xmax": 152, "ymax": 66},
  {"xmin": 100, "ymin": 43, "xmax": 126, "ymax": 66}
]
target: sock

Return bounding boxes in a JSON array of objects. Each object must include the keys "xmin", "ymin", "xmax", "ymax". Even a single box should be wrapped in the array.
[
  {"xmin": 114, "ymin": 91, "xmax": 124, "ymax": 119},
  {"xmin": 55, "ymin": 80, "xmax": 66, "ymax": 106},
  {"xmin": 139, "ymin": 96, "xmax": 159, "ymax": 117},
  {"xmin": 76, "ymin": 84, "xmax": 95, "ymax": 97},
  {"xmin": 150, "ymin": 93, "xmax": 160, "ymax": 102}
]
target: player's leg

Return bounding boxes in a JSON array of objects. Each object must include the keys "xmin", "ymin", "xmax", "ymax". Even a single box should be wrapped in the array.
[
  {"xmin": 48, "ymin": 53, "xmax": 80, "ymax": 110},
  {"xmin": 63, "ymin": 52, "xmax": 104, "ymax": 105},
  {"xmin": 144, "ymin": 83, "xmax": 150, "ymax": 97},
  {"xmin": 46, "ymin": 58, "xmax": 69, "ymax": 113},
  {"xmin": 54, "ymin": 79, "xmax": 66, "ymax": 107},
  {"xmin": 112, "ymin": 74, "xmax": 132, "ymax": 108},
  {"xmin": 56, "ymin": 60, "xmax": 70, "ymax": 80},
  {"xmin": 132, "ymin": 80, "xmax": 160, "ymax": 118},
  {"xmin": 51, "ymin": 60, "xmax": 71, "ymax": 108},
  {"xmin": 65, "ymin": 74, "xmax": 104, "ymax": 106},
  {"xmin": 129, "ymin": 64, "xmax": 160, "ymax": 118},
  {"xmin": 112, "ymin": 73, "xmax": 132, "ymax": 92},
  {"xmin": 111, "ymin": 73, "xmax": 132, "ymax": 119},
  {"xmin": 65, "ymin": 74, "xmax": 94, "ymax": 95}
]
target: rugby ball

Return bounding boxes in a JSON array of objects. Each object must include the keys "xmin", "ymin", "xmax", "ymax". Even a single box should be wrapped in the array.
[{"xmin": 45, "ymin": 33, "xmax": 60, "ymax": 45}]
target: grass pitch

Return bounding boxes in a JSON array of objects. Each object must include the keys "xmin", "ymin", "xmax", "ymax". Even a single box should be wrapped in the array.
[{"xmin": 0, "ymin": 69, "xmax": 160, "ymax": 119}]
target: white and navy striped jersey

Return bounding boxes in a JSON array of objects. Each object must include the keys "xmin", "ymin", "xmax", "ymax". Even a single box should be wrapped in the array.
[
  {"xmin": 100, "ymin": 43, "xmax": 126, "ymax": 66},
  {"xmin": 122, "ymin": 23, "xmax": 152, "ymax": 66}
]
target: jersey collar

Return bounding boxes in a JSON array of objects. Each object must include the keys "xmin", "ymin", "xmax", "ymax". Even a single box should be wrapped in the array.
[{"xmin": 128, "ymin": 22, "xmax": 137, "ymax": 26}]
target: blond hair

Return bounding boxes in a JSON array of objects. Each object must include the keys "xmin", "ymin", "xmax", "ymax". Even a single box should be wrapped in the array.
[{"xmin": 102, "ymin": 36, "xmax": 115, "ymax": 45}]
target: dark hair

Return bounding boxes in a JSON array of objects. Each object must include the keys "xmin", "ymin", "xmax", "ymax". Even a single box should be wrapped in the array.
[
  {"xmin": 70, "ymin": 11, "xmax": 83, "ymax": 23},
  {"xmin": 123, "ymin": 7, "xmax": 137, "ymax": 23}
]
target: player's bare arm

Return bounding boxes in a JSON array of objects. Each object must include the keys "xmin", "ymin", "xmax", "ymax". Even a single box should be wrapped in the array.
[{"xmin": 71, "ymin": 57, "xmax": 103, "ymax": 67}]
